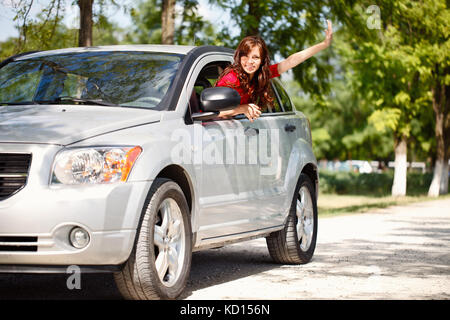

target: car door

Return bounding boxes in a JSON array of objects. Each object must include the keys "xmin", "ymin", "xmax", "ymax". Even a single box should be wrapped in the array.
[
  {"xmin": 185, "ymin": 57, "xmax": 262, "ymax": 242},
  {"xmin": 251, "ymin": 79, "xmax": 298, "ymax": 229}
]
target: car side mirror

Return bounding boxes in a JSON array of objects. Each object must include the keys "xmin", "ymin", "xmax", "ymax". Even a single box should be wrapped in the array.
[
  {"xmin": 191, "ymin": 87, "xmax": 241, "ymax": 121},
  {"xmin": 200, "ymin": 87, "xmax": 241, "ymax": 112}
]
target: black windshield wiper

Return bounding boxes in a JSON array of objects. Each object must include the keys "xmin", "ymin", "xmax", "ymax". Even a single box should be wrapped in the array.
[{"xmin": 34, "ymin": 96, "xmax": 119, "ymax": 107}]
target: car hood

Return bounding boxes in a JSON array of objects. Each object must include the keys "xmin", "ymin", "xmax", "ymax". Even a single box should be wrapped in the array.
[{"xmin": 0, "ymin": 104, "xmax": 161, "ymax": 145}]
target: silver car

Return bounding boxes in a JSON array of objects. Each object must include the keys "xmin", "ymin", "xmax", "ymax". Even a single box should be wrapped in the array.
[{"xmin": 0, "ymin": 45, "xmax": 319, "ymax": 299}]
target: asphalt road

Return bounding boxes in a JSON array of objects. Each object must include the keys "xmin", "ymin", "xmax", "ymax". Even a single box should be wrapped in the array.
[{"xmin": 0, "ymin": 198, "xmax": 449, "ymax": 300}]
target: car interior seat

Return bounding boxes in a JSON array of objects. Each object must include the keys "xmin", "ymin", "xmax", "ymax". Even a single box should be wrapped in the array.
[{"xmin": 189, "ymin": 75, "xmax": 211, "ymax": 113}]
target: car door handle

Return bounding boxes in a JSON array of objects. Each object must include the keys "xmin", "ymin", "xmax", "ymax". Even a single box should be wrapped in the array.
[
  {"xmin": 284, "ymin": 124, "xmax": 296, "ymax": 132},
  {"xmin": 244, "ymin": 127, "xmax": 259, "ymax": 136}
]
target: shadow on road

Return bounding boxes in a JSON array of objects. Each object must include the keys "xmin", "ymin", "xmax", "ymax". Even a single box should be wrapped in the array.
[
  {"xmin": 0, "ymin": 273, "xmax": 122, "ymax": 300},
  {"xmin": 0, "ymin": 240, "xmax": 278, "ymax": 300},
  {"xmin": 183, "ymin": 241, "xmax": 279, "ymax": 299},
  {"xmin": 0, "ymin": 202, "xmax": 448, "ymax": 300}
]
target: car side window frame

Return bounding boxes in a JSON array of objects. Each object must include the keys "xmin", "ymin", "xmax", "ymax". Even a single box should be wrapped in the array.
[
  {"xmin": 259, "ymin": 80, "xmax": 289, "ymax": 118},
  {"xmin": 270, "ymin": 80, "xmax": 285, "ymax": 113},
  {"xmin": 182, "ymin": 54, "xmax": 233, "ymax": 124},
  {"xmin": 272, "ymin": 78, "xmax": 294, "ymax": 113}
]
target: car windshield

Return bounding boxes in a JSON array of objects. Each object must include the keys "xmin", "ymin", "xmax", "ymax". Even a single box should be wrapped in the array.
[{"xmin": 0, "ymin": 51, "xmax": 183, "ymax": 110}]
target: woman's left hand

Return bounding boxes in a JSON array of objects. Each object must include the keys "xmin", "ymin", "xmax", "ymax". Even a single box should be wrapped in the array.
[
  {"xmin": 323, "ymin": 20, "xmax": 333, "ymax": 47},
  {"xmin": 239, "ymin": 103, "xmax": 261, "ymax": 122}
]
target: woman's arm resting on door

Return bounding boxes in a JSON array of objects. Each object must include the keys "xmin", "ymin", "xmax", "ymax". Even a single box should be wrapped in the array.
[{"xmin": 218, "ymin": 104, "xmax": 261, "ymax": 122}]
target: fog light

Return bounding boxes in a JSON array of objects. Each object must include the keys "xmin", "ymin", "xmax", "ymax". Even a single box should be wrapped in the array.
[{"xmin": 69, "ymin": 227, "xmax": 90, "ymax": 249}]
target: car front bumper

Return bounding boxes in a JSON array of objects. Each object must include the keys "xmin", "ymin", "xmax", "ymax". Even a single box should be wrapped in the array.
[{"xmin": 0, "ymin": 143, "xmax": 150, "ymax": 268}]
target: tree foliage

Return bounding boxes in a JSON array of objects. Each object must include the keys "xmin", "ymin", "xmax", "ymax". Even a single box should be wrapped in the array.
[
  {"xmin": 210, "ymin": 0, "xmax": 344, "ymax": 100},
  {"xmin": 1, "ymin": 0, "xmax": 123, "ymax": 60},
  {"xmin": 1, "ymin": 0, "xmax": 448, "ymax": 195},
  {"xmin": 325, "ymin": 0, "xmax": 449, "ymax": 195}
]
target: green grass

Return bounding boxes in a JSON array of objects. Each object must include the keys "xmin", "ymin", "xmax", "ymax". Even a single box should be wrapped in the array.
[
  {"xmin": 317, "ymin": 193, "xmax": 450, "ymax": 217},
  {"xmin": 316, "ymin": 170, "xmax": 450, "ymax": 217},
  {"xmin": 319, "ymin": 170, "xmax": 436, "ymax": 196}
]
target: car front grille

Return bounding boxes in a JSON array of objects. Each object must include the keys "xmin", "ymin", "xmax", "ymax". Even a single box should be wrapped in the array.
[
  {"xmin": 0, "ymin": 236, "xmax": 38, "ymax": 252},
  {"xmin": 0, "ymin": 153, "xmax": 32, "ymax": 201}
]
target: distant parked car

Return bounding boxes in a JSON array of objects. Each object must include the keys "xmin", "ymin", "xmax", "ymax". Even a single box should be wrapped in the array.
[
  {"xmin": 349, "ymin": 160, "xmax": 373, "ymax": 174},
  {"xmin": 0, "ymin": 45, "xmax": 319, "ymax": 299},
  {"xmin": 323, "ymin": 160, "xmax": 373, "ymax": 174}
]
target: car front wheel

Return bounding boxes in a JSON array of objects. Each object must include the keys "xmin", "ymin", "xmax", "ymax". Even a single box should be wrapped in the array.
[{"xmin": 114, "ymin": 178, "xmax": 192, "ymax": 300}]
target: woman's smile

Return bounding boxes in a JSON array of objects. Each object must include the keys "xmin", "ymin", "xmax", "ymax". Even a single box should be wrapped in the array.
[
  {"xmin": 244, "ymin": 64, "xmax": 256, "ymax": 72},
  {"xmin": 240, "ymin": 45, "xmax": 262, "ymax": 76}
]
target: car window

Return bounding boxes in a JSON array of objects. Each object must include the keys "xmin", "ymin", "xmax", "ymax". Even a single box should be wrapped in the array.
[
  {"xmin": 0, "ymin": 51, "xmax": 183, "ymax": 110},
  {"xmin": 198, "ymin": 63, "xmax": 229, "ymax": 87},
  {"xmin": 272, "ymin": 80, "xmax": 293, "ymax": 112},
  {"xmin": 270, "ymin": 82, "xmax": 283, "ymax": 113},
  {"xmin": 189, "ymin": 61, "xmax": 229, "ymax": 114},
  {"xmin": 0, "ymin": 60, "xmax": 43, "ymax": 102}
]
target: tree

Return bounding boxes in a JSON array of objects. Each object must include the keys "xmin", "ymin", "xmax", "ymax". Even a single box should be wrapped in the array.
[
  {"xmin": 415, "ymin": 1, "xmax": 450, "ymax": 196},
  {"xmin": 176, "ymin": 0, "xmax": 221, "ymax": 45},
  {"xmin": 428, "ymin": 63, "xmax": 450, "ymax": 196},
  {"xmin": 125, "ymin": 0, "xmax": 218, "ymax": 46},
  {"xmin": 209, "ymin": 0, "xmax": 449, "ymax": 197},
  {"xmin": 6, "ymin": 0, "xmax": 123, "ymax": 51},
  {"xmin": 77, "ymin": 0, "xmax": 123, "ymax": 47},
  {"xmin": 373, "ymin": 0, "xmax": 450, "ymax": 196},
  {"xmin": 161, "ymin": 0, "xmax": 175, "ymax": 44},
  {"xmin": 8, "ymin": 0, "xmax": 64, "ymax": 53},
  {"xmin": 337, "ymin": 0, "xmax": 447, "ymax": 196},
  {"xmin": 210, "ymin": 0, "xmax": 366, "ymax": 107},
  {"xmin": 77, "ymin": 0, "xmax": 94, "ymax": 46},
  {"xmin": 125, "ymin": 0, "xmax": 162, "ymax": 44},
  {"xmin": 286, "ymin": 34, "xmax": 395, "ymax": 163}
]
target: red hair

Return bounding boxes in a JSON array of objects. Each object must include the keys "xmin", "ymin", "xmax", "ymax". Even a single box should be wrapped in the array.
[{"xmin": 218, "ymin": 36, "xmax": 274, "ymax": 107}]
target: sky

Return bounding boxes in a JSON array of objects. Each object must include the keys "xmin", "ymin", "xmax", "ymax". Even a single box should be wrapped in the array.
[
  {"xmin": 0, "ymin": 0, "xmax": 19, "ymax": 41},
  {"xmin": 0, "ymin": 0, "xmax": 233, "ymax": 42}
]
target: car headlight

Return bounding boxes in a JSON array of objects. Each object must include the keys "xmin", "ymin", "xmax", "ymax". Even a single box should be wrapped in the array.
[{"xmin": 51, "ymin": 146, "xmax": 142, "ymax": 184}]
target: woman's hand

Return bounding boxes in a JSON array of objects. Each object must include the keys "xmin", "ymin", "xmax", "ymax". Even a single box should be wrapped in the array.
[
  {"xmin": 323, "ymin": 20, "xmax": 333, "ymax": 48},
  {"xmin": 277, "ymin": 20, "xmax": 333, "ymax": 75},
  {"xmin": 239, "ymin": 103, "xmax": 261, "ymax": 122},
  {"xmin": 218, "ymin": 103, "xmax": 261, "ymax": 121}
]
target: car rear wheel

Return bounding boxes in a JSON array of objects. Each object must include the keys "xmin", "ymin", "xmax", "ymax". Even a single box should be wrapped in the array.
[
  {"xmin": 114, "ymin": 178, "xmax": 192, "ymax": 300},
  {"xmin": 266, "ymin": 173, "xmax": 318, "ymax": 264}
]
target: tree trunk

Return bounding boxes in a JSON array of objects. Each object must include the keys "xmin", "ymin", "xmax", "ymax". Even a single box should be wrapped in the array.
[
  {"xmin": 246, "ymin": 0, "xmax": 262, "ymax": 36},
  {"xmin": 78, "ymin": 0, "xmax": 94, "ymax": 47},
  {"xmin": 428, "ymin": 117, "xmax": 447, "ymax": 196},
  {"xmin": 428, "ymin": 80, "xmax": 449, "ymax": 196},
  {"xmin": 161, "ymin": 0, "xmax": 175, "ymax": 44},
  {"xmin": 442, "ymin": 157, "xmax": 449, "ymax": 194},
  {"xmin": 391, "ymin": 135, "xmax": 407, "ymax": 197}
]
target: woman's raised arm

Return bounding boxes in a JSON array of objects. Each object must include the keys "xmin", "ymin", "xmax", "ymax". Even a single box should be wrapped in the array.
[{"xmin": 277, "ymin": 20, "xmax": 333, "ymax": 75}]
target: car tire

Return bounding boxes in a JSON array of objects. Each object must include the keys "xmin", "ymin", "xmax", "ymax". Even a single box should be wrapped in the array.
[
  {"xmin": 114, "ymin": 178, "xmax": 192, "ymax": 300},
  {"xmin": 266, "ymin": 173, "xmax": 318, "ymax": 264}
]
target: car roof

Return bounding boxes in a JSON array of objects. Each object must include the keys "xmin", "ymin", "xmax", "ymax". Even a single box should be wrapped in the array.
[{"xmin": 12, "ymin": 44, "xmax": 233, "ymax": 61}]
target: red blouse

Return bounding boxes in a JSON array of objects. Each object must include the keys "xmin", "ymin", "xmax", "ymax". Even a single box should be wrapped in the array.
[{"xmin": 215, "ymin": 64, "xmax": 280, "ymax": 105}]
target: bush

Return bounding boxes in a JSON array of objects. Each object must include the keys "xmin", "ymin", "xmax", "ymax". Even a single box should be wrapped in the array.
[
  {"xmin": 406, "ymin": 172, "xmax": 434, "ymax": 195},
  {"xmin": 319, "ymin": 170, "xmax": 435, "ymax": 196}
]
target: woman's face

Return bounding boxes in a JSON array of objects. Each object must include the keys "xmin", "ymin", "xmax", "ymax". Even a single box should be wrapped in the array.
[{"xmin": 240, "ymin": 45, "xmax": 262, "ymax": 76}]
